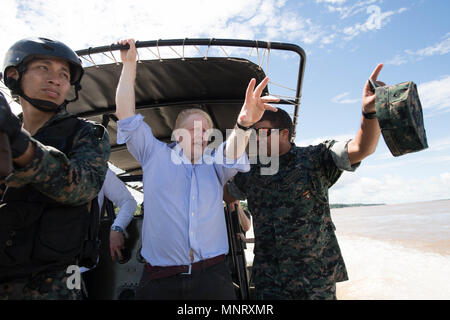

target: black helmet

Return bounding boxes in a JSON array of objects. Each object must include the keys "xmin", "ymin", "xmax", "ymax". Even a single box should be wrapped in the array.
[{"xmin": 1, "ymin": 37, "xmax": 84, "ymax": 112}]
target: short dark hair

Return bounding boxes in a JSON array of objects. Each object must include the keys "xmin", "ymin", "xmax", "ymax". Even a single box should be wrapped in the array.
[{"xmin": 258, "ymin": 108, "xmax": 293, "ymax": 140}]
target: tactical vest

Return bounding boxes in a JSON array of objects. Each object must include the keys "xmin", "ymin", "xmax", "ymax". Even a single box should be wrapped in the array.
[{"xmin": 0, "ymin": 115, "xmax": 95, "ymax": 282}]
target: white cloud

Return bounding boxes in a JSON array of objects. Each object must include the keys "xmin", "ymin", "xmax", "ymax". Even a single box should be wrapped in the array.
[
  {"xmin": 0, "ymin": 0, "xmax": 327, "ymax": 111},
  {"xmin": 418, "ymin": 75, "xmax": 450, "ymax": 112},
  {"xmin": 295, "ymin": 133, "xmax": 353, "ymax": 146},
  {"xmin": 320, "ymin": 34, "xmax": 336, "ymax": 45},
  {"xmin": 342, "ymin": 5, "xmax": 403, "ymax": 40},
  {"xmin": 416, "ymin": 32, "xmax": 450, "ymax": 57},
  {"xmin": 370, "ymin": 136, "xmax": 450, "ymax": 161},
  {"xmin": 326, "ymin": 0, "xmax": 378, "ymax": 20},
  {"xmin": 386, "ymin": 33, "xmax": 450, "ymax": 66},
  {"xmin": 264, "ymin": 12, "xmax": 326, "ymax": 44},
  {"xmin": 316, "ymin": 0, "xmax": 347, "ymax": 4},
  {"xmin": 363, "ymin": 153, "xmax": 450, "ymax": 171},
  {"xmin": 0, "ymin": 0, "xmax": 334, "ymax": 63},
  {"xmin": 330, "ymin": 172, "xmax": 450, "ymax": 204},
  {"xmin": 318, "ymin": 1, "xmax": 407, "ymax": 42},
  {"xmin": 385, "ymin": 54, "xmax": 409, "ymax": 66},
  {"xmin": 428, "ymin": 136, "xmax": 450, "ymax": 152},
  {"xmin": 0, "ymin": 0, "xmax": 409, "ymax": 69},
  {"xmin": 441, "ymin": 172, "xmax": 450, "ymax": 186},
  {"xmin": 0, "ymin": 0, "xmax": 266, "ymax": 53},
  {"xmin": 331, "ymin": 91, "xmax": 360, "ymax": 104}
]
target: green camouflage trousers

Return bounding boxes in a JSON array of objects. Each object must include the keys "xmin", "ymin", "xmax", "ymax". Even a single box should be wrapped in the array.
[
  {"xmin": 0, "ymin": 269, "xmax": 82, "ymax": 300},
  {"xmin": 253, "ymin": 279, "xmax": 337, "ymax": 300}
]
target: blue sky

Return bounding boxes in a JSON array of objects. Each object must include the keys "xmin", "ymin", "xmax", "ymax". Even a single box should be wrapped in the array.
[{"xmin": 1, "ymin": 0, "xmax": 449, "ymax": 204}]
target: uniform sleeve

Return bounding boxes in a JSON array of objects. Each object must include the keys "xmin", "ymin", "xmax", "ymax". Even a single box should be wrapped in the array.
[
  {"xmin": 5, "ymin": 122, "xmax": 110, "ymax": 206},
  {"xmin": 311, "ymin": 140, "xmax": 343, "ymax": 188},
  {"xmin": 329, "ymin": 139, "xmax": 360, "ymax": 172},
  {"xmin": 102, "ymin": 169, "xmax": 137, "ymax": 230}
]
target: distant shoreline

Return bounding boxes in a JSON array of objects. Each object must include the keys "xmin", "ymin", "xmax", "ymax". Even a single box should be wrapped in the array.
[
  {"xmin": 330, "ymin": 198, "xmax": 450, "ymax": 209},
  {"xmin": 330, "ymin": 203, "xmax": 385, "ymax": 209},
  {"xmin": 240, "ymin": 198, "xmax": 450, "ymax": 211}
]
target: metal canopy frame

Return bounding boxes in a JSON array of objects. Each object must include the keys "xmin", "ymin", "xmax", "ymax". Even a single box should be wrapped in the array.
[{"xmin": 75, "ymin": 38, "xmax": 306, "ymax": 140}]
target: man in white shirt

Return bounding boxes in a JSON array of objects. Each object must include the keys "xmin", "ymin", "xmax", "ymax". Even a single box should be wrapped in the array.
[
  {"xmin": 81, "ymin": 168, "xmax": 137, "ymax": 272},
  {"xmin": 100, "ymin": 168, "xmax": 138, "ymax": 262},
  {"xmin": 115, "ymin": 39, "xmax": 279, "ymax": 300}
]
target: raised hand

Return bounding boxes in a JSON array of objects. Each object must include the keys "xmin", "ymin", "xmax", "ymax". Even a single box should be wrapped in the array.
[
  {"xmin": 118, "ymin": 39, "xmax": 137, "ymax": 64},
  {"xmin": 115, "ymin": 38, "xmax": 137, "ymax": 119},
  {"xmin": 362, "ymin": 63, "xmax": 386, "ymax": 113},
  {"xmin": 237, "ymin": 77, "xmax": 280, "ymax": 127}
]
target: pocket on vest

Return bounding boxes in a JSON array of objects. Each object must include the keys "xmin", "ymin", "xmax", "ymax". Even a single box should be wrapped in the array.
[
  {"xmin": 33, "ymin": 205, "xmax": 88, "ymax": 262},
  {"xmin": 0, "ymin": 202, "xmax": 44, "ymax": 267}
]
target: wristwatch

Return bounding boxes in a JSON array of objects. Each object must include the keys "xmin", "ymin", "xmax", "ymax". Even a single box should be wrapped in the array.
[
  {"xmin": 111, "ymin": 225, "xmax": 124, "ymax": 234},
  {"xmin": 235, "ymin": 121, "xmax": 254, "ymax": 131},
  {"xmin": 362, "ymin": 110, "xmax": 377, "ymax": 119}
]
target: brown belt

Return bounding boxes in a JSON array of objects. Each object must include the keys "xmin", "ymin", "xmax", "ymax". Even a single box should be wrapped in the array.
[{"xmin": 143, "ymin": 254, "xmax": 225, "ymax": 281}]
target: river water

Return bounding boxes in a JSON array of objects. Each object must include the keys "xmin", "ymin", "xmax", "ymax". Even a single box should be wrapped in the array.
[
  {"xmin": 243, "ymin": 199, "xmax": 450, "ymax": 299},
  {"xmin": 332, "ymin": 199, "xmax": 450, "ymax": 300}
]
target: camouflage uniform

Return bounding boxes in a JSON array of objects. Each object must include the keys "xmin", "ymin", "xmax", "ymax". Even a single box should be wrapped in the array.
[
  {"xmin": 0, "ymin": 109, "xmax": 110, "ymax": 204},
  {"xmin": 0, "ymin": 108, "xmax": 110, "ymax": 300},
  {"xmin": 227, "ymin": 141, "xmax": 359, "ymax": 300},
  {"xmin": 0, "ymin": 269, "xmax": 82, "ymax": 300}
]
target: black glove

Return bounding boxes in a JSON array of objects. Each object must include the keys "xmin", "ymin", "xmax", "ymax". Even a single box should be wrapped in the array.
[{"xmin": 0, "ymin": 92, "xmax": 31, "ymax": 158}]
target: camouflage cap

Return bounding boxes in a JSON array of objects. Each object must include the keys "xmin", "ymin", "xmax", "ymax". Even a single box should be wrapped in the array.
[{"xmin": 375, "ymin": 81, "xmax": 428, "ymax": 157}]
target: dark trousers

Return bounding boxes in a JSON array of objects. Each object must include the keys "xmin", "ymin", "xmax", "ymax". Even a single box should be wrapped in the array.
[{"xmin": 135, "ymin": 260, "xmax": 236, "ymax": 300}]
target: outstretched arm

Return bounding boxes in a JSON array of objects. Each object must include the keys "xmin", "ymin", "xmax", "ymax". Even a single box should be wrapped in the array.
[
  {"xmin": 347, "ymin": 63, "xmax": 385, "ymax": 165},
  {"xmin": 225, "ymin": 77, "xmax": 279, "ymax": 159},
  {"xmin": 115, "ymin": 39, "xmax": 137, "ymax": 120}
]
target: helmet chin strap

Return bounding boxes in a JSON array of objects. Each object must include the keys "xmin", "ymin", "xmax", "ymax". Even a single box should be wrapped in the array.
[
  {"xmin": 7, "ymin": 73, "xmax": 81, "ymax": 113},
  {"xmin": 20, "ymin": 93, "xmax": 63, "ymax": 112}
]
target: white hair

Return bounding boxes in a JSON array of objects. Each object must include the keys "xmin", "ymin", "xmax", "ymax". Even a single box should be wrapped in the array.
[{"xmin": 173, "ymin": 108, "xmax": 213, "ymax": 131}]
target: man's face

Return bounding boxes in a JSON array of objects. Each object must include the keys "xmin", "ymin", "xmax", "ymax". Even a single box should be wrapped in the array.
[
  {"xmin": 19, "ymin": 58, "xmax": 71, "ymax": 106},
  {"xmin": 177, "ymin": 113, "xmax": 211, "ymax": 161},
  {"xmin": 253, "ymin": 120, "xmax": 277, "ymax": 157}
]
